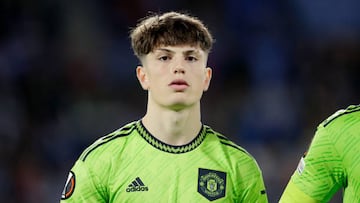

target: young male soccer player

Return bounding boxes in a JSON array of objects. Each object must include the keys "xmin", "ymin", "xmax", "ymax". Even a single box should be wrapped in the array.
[
  {"xmin": 280, "ymin": 104, "xmax": 360, "ymax": 202},
  {"xmin": 60, "ymin": 11, "xmax": 268, "ymax": 202}
]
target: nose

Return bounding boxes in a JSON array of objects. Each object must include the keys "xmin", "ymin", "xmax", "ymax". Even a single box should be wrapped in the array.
[
  {"xmin": 172, "ymin": 60, "xmax": 185, "ymax": 74},
  {"xmin": 174, "ymin": 68, "xmax": 185, "ymax": 74}
]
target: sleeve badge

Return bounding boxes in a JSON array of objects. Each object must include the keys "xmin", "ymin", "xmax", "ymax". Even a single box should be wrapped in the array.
[{"xmin": 61, "ymin": 171, "xmax": 76, "ymax": 200}]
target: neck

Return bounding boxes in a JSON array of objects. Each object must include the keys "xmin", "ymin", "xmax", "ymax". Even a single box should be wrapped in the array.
[{"xmin": 141, "ymin": 102, "xmax": 202, "ymax": 146}]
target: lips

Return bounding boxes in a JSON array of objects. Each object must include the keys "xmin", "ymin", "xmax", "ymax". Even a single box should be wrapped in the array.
[{"xmin": 169, "ymin": 79, "xmax": 189, "ymax": 91}]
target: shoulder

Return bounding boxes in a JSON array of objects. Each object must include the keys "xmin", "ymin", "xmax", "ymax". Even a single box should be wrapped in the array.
[
  {"xmin": 78, "ymin": 121, "xmax": 138, "ymax": 162},
  {"xmin": 317, "ymin": 104, "xmax": 360, "ymax": 134},
  {"xmin": 307, "ymin": 105, "xmax": 360, "ymax": 153},
  {"xmin": 204, "ymin": 126, "xmax": 264, "ymax": 180},
  {"xmin": 321, "ymin": 104, "xmax": 360, "ymax": 127}
]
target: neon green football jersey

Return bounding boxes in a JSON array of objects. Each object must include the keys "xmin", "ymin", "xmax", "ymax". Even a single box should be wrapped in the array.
[
  {"xmin": 60, "ymin": 120, "xmax": 268, "ymax": 203},
  {"xmin": 280, "ymin": 104, "xmax": 360, "ymax": 203}
]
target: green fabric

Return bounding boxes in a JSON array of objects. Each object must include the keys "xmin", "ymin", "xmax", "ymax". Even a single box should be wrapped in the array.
[
  {"xmin": 61, "ymin": 121, "xmax": 268, "ymax": 203},
  {"xmin": 281, "ymin": 105, "xmax": 360, "ymax": 202}
]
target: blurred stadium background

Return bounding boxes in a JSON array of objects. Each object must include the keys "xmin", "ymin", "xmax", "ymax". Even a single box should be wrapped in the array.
[{"xmin": 0, "ymin": 0, "xmax": 359, "ymax": 202}]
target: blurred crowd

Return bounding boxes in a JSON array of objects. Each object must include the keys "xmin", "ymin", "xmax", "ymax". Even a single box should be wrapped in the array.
[{"xmin": 0, "ymin": 0, "xmax": 359, "ymax": 202}]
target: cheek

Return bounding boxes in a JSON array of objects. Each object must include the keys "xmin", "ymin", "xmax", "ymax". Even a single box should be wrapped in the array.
[
  {"xmin": 147, "ymin": 75, "xmax": 165, "ymax": 90},
  {"xmin": 192, "ymin": 74, "xmax": 208, "ymax": 91}
]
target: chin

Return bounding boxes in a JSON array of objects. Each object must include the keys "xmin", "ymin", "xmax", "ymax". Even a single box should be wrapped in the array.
[
  {"xmin": 169, "ymin": 103, "xmax": 186, "ymax": 110},
  {"xmin": 165, "ymin": 96, "xmax": 197, "ymax": 110}
]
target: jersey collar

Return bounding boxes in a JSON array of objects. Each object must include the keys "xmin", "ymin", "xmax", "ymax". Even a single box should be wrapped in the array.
[{"xmin": 135, "ymin": 120, "xmax": 207, "ymax": 153}]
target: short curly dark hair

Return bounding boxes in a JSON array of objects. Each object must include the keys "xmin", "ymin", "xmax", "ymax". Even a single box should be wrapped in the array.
[{"xmin": 130, "ymin": 11, "xmax": 214, "ymax": 59}]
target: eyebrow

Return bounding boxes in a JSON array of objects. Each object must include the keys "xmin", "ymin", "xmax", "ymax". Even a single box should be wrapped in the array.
[{"xmin": 155, "ymin": 48, "xmax": 201, "ymax": 56}]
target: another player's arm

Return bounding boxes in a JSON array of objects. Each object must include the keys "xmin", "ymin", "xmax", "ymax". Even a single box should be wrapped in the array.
[
  {"xmin": 279, "ymin": 180, "xmax": 319, "ymax": 203},
  {"xmin": 279, "ymin": 125, "xmax": 344, "ymax": 203}
]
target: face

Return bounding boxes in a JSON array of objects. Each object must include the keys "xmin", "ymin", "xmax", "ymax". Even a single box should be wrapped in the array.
[{"xmin": 136, "ymin": 45, "xmax": 212, "ymax": 111}]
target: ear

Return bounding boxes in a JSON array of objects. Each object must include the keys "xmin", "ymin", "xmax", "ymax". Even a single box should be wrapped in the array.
[
  {"xmin": 136, "ymin": 65, "xmax": 149, "ymax": 90},
  {"xmin": 203, "ymin": 67, "xmax": 212, "ymax": 91}
]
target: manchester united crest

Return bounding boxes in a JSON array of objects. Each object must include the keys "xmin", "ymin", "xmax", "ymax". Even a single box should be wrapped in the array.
[{"xmin": 198, "ymin": 168, "xmax": 226, "ymax": 201}]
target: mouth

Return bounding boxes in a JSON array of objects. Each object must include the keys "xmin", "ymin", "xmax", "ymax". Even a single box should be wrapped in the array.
[{"xmin": 169, "ymin": 79, "xmax": 189, "ymax": 91}]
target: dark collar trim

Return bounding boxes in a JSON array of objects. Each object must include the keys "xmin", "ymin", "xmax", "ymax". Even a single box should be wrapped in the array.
[{"xmin": 135, "ymin": 120, "xmax": 207, "ymax": 154}]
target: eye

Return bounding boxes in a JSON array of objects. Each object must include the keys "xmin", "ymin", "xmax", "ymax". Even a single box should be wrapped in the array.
[
  {"xmin": 158, "ymin": 55, "xmax": 171, "ymax": 61},
  {"xmin": 186, "ymin": 56, "xmax": 198, "ymax": 62}
]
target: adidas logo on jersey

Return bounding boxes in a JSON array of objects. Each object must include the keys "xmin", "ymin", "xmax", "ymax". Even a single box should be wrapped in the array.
[{"xmin": 126, "ymin": 177, "xmax": 149, "ymax": 192}]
